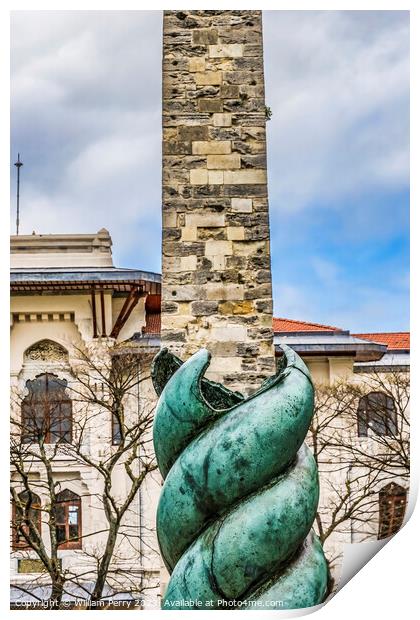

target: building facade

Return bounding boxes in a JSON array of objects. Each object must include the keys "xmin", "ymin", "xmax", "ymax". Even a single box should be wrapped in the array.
[{"xmin": 10, "ymin": 231, "xmax": 162, "ymax": 609}]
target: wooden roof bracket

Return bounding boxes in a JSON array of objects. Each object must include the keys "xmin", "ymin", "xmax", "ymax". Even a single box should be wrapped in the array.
[{"xmin": 110, "ymin": 285, "xmax": 143, "ymax": 339}]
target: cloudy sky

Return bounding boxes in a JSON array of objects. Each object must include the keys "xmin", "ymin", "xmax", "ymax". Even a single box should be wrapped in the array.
[{"xmin": 10, "ymin": 10, "xmax": 409, "ymax": 332}]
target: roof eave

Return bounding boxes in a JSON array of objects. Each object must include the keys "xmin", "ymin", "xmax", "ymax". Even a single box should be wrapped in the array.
[{"xmin": 275, "ymin": 342, "xmax": 387, "ymax": 362}]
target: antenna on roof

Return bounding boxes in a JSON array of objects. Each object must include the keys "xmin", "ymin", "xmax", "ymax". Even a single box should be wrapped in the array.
[{"xmin": 14, "ymin": 153, "xmax": 23, "ymax": 235}]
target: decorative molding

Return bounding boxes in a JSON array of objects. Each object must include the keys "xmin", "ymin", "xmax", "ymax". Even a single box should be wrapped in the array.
[
  {"xmin": 24, "ymin": 340, "xmax": 68, "ymax": 363},
  {"xmin": 12, "ymin": 312, "xmax": 75, "ymax": 324}
]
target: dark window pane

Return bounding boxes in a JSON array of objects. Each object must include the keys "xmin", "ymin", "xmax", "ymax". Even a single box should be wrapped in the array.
[
  {"xmin": 21, "ymin": 374, "xmax": 72, "ymax": 444},
  {"xmin": 378, "ymin": 484, "xmax": 407, "ymax": 539},
  {"xmin": 55, "ymin": 505, "xmax": 65, "ymax": 524},
  {"xmin": 53, "ymin": 491, "xmax": 81, "ymax": 548},
  {"xmin": 357, "ymin": 392, "xmax": 397, "ymax": 437},
  {"xmin": 69, "ymin": 524, "xmax": 79, "ymax": 540},
  {"xmin": 56, "ymin": 525, "xmax": 66, "ymax": 543},
  {"xmin": 112, "ymin": 413, "xmax": 122, "ymax": 444}
]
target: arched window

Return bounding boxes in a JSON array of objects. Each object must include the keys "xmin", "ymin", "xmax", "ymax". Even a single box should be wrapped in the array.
[
  {"xmin": 378, "ymin": 482, "xmax": 407, "ymax": 539},
  {"xmin": 357, "ymin": 392, "xmax": 397, "ymax": 437},
  {"xmin": 54, "ymin": 489, "xmax": 82, "ymax": 549},
  {"xmin": 12, "ymin": 491, "xmax": 42, "ymax": 549},
  {"xmin": 21, "ymin": 374, "xmax": 72, "ymax": 444}
]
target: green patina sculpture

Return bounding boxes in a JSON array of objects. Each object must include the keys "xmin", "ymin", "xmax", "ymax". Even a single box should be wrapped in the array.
[{"xmin": 152, "ymin": 345, "xmax": 328, "ymax": 610}]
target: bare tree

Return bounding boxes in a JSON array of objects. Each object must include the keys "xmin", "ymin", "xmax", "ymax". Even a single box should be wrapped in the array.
[
  {"xmin": 309, "ymin": 370, "xmax": 410, "ymax": 589},
  {"xmin": 10, "ymin": 342, "xmax": 159, "ymax": 609}
]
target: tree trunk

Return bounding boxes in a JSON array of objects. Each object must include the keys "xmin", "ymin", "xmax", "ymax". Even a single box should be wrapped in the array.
[
  {"xmin": 50, "ymin": 575, "xmax": 65, "ymax": 609},
  {"xmin": 89, "ymin": 521, "xmax": 119, "ymax": 606}
]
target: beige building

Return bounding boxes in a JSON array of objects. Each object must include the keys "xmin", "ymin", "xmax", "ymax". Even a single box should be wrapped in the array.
[
  {"xmin": 10, "ymin": 230, "xmax": 162, "ymax": 609},
  {"xmin": 274, "ymin": 318, "xmax": 410, "ymax": 586}
]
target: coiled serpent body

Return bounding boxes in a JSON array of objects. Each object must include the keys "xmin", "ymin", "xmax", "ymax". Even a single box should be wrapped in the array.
[{"xmin": 152, "ymin": 345, "xmax": 328, "ymax": 610}]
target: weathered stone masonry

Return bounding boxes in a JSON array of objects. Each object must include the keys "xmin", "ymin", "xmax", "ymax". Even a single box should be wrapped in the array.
[{"xmin": 162, "ymin": 10, "xmax": 275, "ymax": 394}]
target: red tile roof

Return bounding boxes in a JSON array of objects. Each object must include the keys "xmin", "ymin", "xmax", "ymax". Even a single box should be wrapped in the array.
[
  {"xmin": 353, "ymin": 332, "xmax": 410, "ymax": 351},
  {"xmin": 272, "ymin": 317, "xmax": 342, "ymax": 333}
]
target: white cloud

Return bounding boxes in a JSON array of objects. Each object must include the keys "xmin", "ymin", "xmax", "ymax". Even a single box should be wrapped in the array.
[
  {"xmin": 273, "ymin": 268, "xmax": 409, "ymax": 333},
  {"xmin": 263, "ymin": 11, "xmax": 409, "ymax": 214},
  {"xmin": 11, "ymin": 11, "xmax": 162, "ymax": 270}
]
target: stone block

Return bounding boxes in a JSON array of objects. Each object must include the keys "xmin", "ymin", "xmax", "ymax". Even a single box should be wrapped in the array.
[
  {"xmin": 198, "ymin": 99, "xmax": 223, "ymax": 113},
  {"xmin": 163, "ymin": 256, "xmax": 180, "ymax": 272},
  {"xmin": 244, "ymin": 283, "xmax": 272, "ymax": 300},
  {"xmin": 233, "ymin": 240, "xmax": 268, "ymax": 256},
  {"xmin": 192, "ymin": 140, "xmax": 231, "ymax": 155},
  {"xmin": 213, "ymin": 112, "xmax": 232, "ymax": 126},
  {"xmin": 191, "ymin": 301, "xmax": 219, "ymax": 316},
  {"xmin": 192, "ymin": 185, "xmax": 222, "ymax": 198},
  {"xmin": 163, "ymin": 212, "xmax": 178, "ymax": 228},
  {"xmin": 245, "ymin": 224, "xmax": 269, "ymax": 241},
  {"xmin": 209, "ymin": 43, "xmax": 244, "ymax": 58},
  {"xmin": 161, "ymin": 301, "xmax": 179, "ymax": 314},
  {"xmin": 192, "ymin": 29, "xmax": 218, "ymax": 45},
  {"xmin": 190, "ymin": 169, "xmax": 208, "ymax": 185},
  {"xmin": 212, "ymin": 255, "xmax": 226, "ymax": 270},
  {"xmin": 241, "ymin": 153, "xmax": 267, "ymax": 168},
  {"xmin": 256, "ymin": 269, "xmax": 271, "ymax": 283},
  {"xmin": 220, "ymin": 84, "xmax": 240, "ymax": 98},
  {"xmin": 233, "ymin": 56, "xmax": 263, "ymax": 71},
  {"xmin": 164, "ymin": 241, "xmax": 205, "ymax": 257},
  {"xmin": 231, "ymin": 198, "xmax": 253, "ymax": 212},
  {"xmin": 163, "ymin": 140, "xmax": 192, "ymax": 155},
  {"xmin": 163, "ymin": 227, "xmax": 181, "ymax": 241},
  {"xmin": 167, "ymin": 315, "xmax": 195, "ymax": 329},
  {"xmin": 208, "ymin": 356, "xmax": 243, "ymax": 372},
  {"xmin": 211, "ymin": 324, "xmax": 248, "ymax": 341},
  {"xmin": 181, "ymin": 227, "xmax": 197, "ymax": 241},
  {"xmin": 224, "ymin": 169, "xmax": 267, "ymax": 184},
  {"xmin": 165, "ymin": 285, "xmax": 204, "ymax": 302},
  {"xmin": 195, "ymin": 72, "xmax": 222, "ymax": 85},
  {"xmin": 185, "ymin": 213, "xmax": 225, "ymax": 228},
  {"xmin": 227, "ymin": 226, "xmax": 245, "ymax": 240},
  {"xmin": 205, "ymin": 240, "xmax": 233, "ymax": 256},
  {"xmin": 165, "ymin": 271, "xmax": 193, "ymax": 285},
  {"xmin": 208, "ymin": 170, "xmax": 224, "ymax": 184},
  {"xmin": 178, "ymin": 125, "xmax": 209, "ymax": 142},
  {"xmin": 188, "ymin": 57, "xmax": 206, "ymax": 72},
  {"xmin": 198, "ymin": 228, "xmax": 227, "ymax": 242},
  {"xmin": 207, "ymin": 341, "xmax": 238, "ymax": 356},
  {"xmin": 255, "ymin": 299, "xmax": 273, "ymax": 313},
  {"xmin": 180, "ymin": 255, "xmax": 198, "ymax": 271},
  {"xmin": 206, "ymin": 283, "xmax": 244, "ymax": 301},
  {"xmin": 223, "ymin": 183, "xmax": 267, "ymax": 198},
  {"xmin": 236, "ymin": 342, "xmax": 259, "ymax": 356},
  {"xmin": 176, "ymin": 301, "xmax": 192, "ymax": 315},
  {"xmin": 207, "ymin": 153, "xmax": 241, "ymax": 170},
  {"xmin": 224, "ymin": 70, "xmax": 261, "ymax": 85},
  {"xmin": 160, "ymin": 329, "xmax": 187, "ymax": 342},
  {"xmin": 219, "ymin": 300, "xmax": 254, "ymax": 315},
  {"xmin": 259, "ymin": 340, "xmax": 275, "ymax": 355}
]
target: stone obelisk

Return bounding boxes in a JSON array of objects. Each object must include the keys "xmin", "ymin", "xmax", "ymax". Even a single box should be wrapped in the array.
[{"xmin": 162, "ymin": 10, "xmax": 275, "ymax": 394}]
